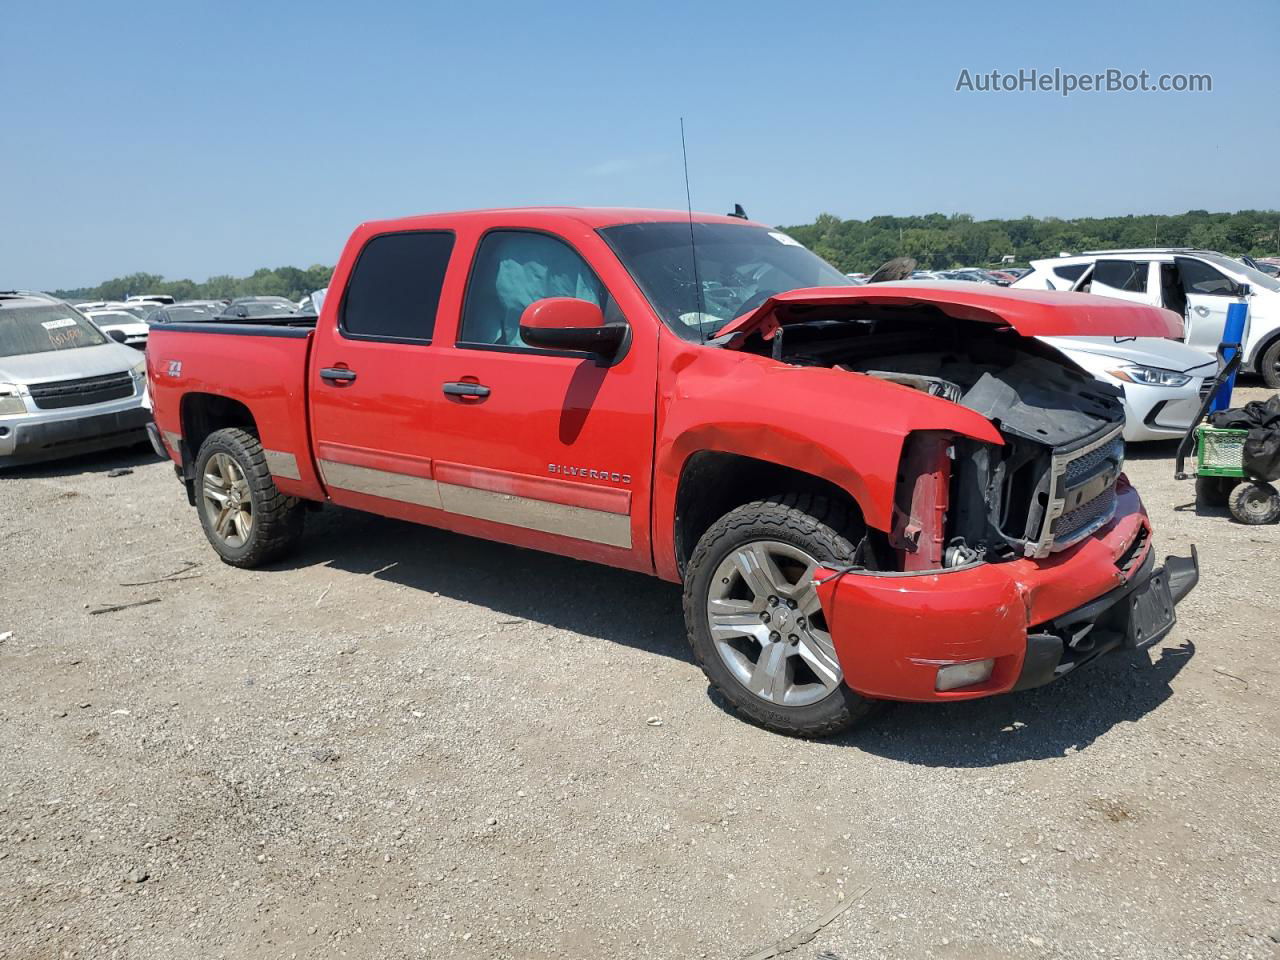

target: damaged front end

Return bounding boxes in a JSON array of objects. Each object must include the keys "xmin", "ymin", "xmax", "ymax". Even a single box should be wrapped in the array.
[
  {"xmin": 754, "ymin": 304, "xmax": 1128, "ymax": 568},
  {"xmin": 716, "ymin": 285, "xmax": 1199, "ymax": 701}
]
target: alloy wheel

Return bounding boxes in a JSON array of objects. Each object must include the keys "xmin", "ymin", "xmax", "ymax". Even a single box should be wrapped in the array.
[
  {"xmin": 202, "ymin": 452, "xmax": 253, "ymax": 547},
  {"xmin": 706, "ymin": 540, "xmax": 842, "ymax": 707}
]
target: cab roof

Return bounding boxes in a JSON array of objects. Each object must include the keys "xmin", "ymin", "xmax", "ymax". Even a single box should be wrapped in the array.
[{"xmin": 357, "ymin": 206, "xmax": 766, "ymax": 233}]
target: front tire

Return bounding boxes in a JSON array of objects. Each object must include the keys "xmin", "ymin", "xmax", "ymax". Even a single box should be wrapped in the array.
[
  {"xmin": 682, "ymin": 494, "xmax": 876, "ymax": 738},
  {"xmin": 194, "ymin": 428, "xmax": 305, "ymax": 567},
  {"xmin": 1259, "ymin": 338, "xmax": 1280, "ymax": 390}
]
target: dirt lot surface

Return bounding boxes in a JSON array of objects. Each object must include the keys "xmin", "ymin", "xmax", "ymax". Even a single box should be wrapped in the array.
[{"xmin": 2, "ymin": 384, "xmax": 1278, "ymax": 960}]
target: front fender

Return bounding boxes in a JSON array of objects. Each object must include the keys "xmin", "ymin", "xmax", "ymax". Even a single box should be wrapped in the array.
[{"xmin": 651, "ymin": 341, "xmax": 1003, "ymax": 580}]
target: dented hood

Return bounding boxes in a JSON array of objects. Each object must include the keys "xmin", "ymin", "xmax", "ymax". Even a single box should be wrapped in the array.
[{"xmin": 715, "ymin": 281, "xmax": 1184, "ymax": 344}]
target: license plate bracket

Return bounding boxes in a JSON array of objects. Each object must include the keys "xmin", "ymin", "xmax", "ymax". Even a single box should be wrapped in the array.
[{"xmin": 1125, "ymin": 567, "xmax": 1176, "ymax": 649}]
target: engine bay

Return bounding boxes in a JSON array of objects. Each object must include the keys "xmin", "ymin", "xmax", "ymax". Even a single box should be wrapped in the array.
[{"xmin": 744, "ymin": 304, "xmax": 1127, "ymax": 564}]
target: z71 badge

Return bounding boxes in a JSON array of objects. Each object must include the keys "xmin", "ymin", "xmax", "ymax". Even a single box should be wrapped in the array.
[{"xmin": 166, "ymin": 360, "xmax": 182, "ymax": 378}]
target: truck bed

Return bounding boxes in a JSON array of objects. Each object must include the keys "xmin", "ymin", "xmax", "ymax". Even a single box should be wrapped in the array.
[{"xmin": 146, "ymin": 320, "xmax": 325, "ymax": 501}]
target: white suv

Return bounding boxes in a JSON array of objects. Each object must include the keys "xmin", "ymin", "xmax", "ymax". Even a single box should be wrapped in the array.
[{"xmin": 1014, "ymin": 249, "xmax": 1280, "ymax": 387}]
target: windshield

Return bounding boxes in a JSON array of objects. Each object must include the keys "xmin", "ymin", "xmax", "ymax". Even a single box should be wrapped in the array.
[
  {"xmin": 0, "ymin": 304, "xmax": 109, "ymax": 358},
  {"xmin": 599, "ymin": 222, "xmax": 852, "ymax": 342}
]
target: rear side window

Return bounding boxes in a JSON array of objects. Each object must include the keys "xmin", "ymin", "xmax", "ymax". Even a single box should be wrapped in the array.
[
  {"xmin": 1052, "ymin": 263, "xmax": 1089, "ymax": 282},
  {"xmin": 1093, "ymin": 259, "xmax": 1148, "ymax": 292},
  {"xmin": 341, "ymin": 231, "xmax": 455, "ymax": 342}
]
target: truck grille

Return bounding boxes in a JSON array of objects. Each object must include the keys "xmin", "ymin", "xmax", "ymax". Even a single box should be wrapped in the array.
[
  {"xmin": 29, "ymin": 372, "xmax": 135, "ymax": 410},
  {"xmin": 1025, "ymin": 426, "xmax": 1125, "ymax": 558},
  {"xmin": 1051, "ymin": 484, "xmax": 1118, "ymax": 547},
  {"xmin": 1062, "ymin": 434, "xmax": 1125, "ymax": 487}
]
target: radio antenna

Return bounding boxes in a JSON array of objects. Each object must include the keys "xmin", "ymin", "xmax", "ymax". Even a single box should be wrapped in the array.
[{"xmin": 680, "ymin": 117, "xmax": 707, "ymax": 344}]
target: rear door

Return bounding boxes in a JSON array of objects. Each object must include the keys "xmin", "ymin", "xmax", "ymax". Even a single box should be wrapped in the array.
[
  {"xmin": 308, "ymin": 230, "xmax": 456, "ymax": 511},
  {"xmin": 1175, "ymin": 256, "xmax": 1245, "ymax": 352},
  {"xmin": 1086, "ymin": 259, "xmax": 1159, "ymax": 306},
  {"xmin": 427, "ymin": 224, "xmax": 659, "ymax": 573}
]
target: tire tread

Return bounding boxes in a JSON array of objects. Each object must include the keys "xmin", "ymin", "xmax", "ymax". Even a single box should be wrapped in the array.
[
  {"xmin": 682, "ymin": 494, "xmax": 875, "ymax": 738},
  {"xmin": 196, "ymin": 428, "xmax": 305, "ymax": 567}
]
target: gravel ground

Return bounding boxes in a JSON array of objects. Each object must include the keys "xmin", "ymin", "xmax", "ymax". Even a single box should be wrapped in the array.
[{"xmin": 2, "ymin": 384, "xmax": 1278, "ymax": 960}]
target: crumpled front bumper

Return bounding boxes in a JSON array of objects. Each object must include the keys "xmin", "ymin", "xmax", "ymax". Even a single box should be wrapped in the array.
[{"xmin": 815, "ymin": 481, "xmax": 1199, "ymax": 702}]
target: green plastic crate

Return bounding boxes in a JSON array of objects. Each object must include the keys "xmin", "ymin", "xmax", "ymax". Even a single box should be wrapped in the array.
[{"xmin": 1196, "ymin": 423, "xmax": 1248, "ymax": 478}]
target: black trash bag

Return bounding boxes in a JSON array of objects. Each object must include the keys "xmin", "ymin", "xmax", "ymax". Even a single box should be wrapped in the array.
[
  {"xmin": 1245, "ymin": 427, "xmax": 1280, "ymax": 481},
  {"xmin": 1209, "ymin": 395, "xmax": 1280, "ymax": 480},
  {"xmin": 1208, "ymin": 395, "xmax": 1280, "ymax": 430}
]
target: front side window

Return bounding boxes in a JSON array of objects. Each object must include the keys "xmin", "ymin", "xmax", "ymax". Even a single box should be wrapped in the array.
[
  {"xmin": 1093, "ymin": 259, "xmax": 1148, "ymax": 292},
  {"xmin": 1177, "ymin": 258, "xmax": 1241, "ymax": 297},
  {"xmin": 341, "ymin": 231, "xmax": 455, "ymax": 342},
  {"xmin": 599, "ymin": 222, "xmax": 851, "ymax": 343},
  {"xmin": 459, "ymin": 231, "xmax": 620, "ymax": 349},
  {"xmin": 0, "ymin": 304, "xmax": 108, "ymax": 358}
]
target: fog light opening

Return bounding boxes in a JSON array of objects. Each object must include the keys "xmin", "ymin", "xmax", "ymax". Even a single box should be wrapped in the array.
[{"xmin": 935, "ymin": 658, "xmax": 995, "ymax": 692}]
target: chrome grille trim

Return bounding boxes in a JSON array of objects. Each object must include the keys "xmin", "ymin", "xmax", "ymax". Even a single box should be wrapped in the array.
[{"xmin": 1025, "ymin": 425, "xmax": 1125, "ymax": 559}]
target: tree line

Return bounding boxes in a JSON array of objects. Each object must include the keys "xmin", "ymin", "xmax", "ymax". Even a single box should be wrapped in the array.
[
  {"xmin": 54, "ymin": 265, "xmax": 334, "ymax": 303},
  {"xmin": 780, "ymin": 209, "xmax": 1280, "ymax": 274},
  {"xmin": 52, "ymin": 209, "xmax": 1280, "ymax": 299}
]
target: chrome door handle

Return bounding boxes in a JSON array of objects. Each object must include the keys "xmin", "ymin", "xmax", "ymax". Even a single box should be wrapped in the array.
[{"xmin": 319, "ymin": 367, "xmax": 357, "ymax": 384}]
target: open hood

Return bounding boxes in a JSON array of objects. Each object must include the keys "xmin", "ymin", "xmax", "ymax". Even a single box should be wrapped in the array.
[{"xmin": 715, "ymin": 281, "xmax": 1185, "ymax": 346}]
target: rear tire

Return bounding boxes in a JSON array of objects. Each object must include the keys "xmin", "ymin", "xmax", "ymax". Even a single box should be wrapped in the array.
[
  {"xmin": 1195, "ymin": 475, "xmax": 1234, "ymax": 509},
  {"xmin": 194, "ymin": 428, "xmax": 305, "ymax": 567},
  {"xmin": 1228, "ymin": 480, "xmax": 1280, "ymax": 525},
  {"xmin": 1259, "ymin": 338, "xmax": 1280, "ymax": 390},
  {"xmin": 682, "ymin": 494, "xmax": 876, "ymax": 738}
]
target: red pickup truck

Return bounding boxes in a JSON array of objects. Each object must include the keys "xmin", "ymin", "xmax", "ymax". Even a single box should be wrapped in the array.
[{"xmin": 147, "ymin": 208, "xmax": 1198, "ymax": 737}]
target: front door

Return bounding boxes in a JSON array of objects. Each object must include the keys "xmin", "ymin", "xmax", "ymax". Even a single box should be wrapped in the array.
[
  {"xmin": 1175, "ymin": 256, "xmax": 1246, "ymax": 353},
  {"xmin": 429, "ymin": 227, "xmax": 658, "ymax": 572}
]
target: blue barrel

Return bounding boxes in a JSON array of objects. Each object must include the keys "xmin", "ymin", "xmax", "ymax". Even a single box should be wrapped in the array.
[{"xmin": 1209, "ymin": 291, "xmax": 1249, "ymax": 412}]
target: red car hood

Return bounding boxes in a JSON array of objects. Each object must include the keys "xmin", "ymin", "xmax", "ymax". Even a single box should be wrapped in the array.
[{"xmin": 715, "ymin": 282, "xmax": 1184, "ymax": 344}]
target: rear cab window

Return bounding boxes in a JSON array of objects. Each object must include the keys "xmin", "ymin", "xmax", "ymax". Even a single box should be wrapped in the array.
[{"xmin": 341, "ymin": 231, "xmax": 456, "ymax": 343}]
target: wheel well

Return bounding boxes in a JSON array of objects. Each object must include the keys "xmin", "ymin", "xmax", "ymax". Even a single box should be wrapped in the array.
[
  {"xmin": 1250, "ymin": 328, "xmax": 1280, "ymax": 370},
  {"xmin": 179, "ymin": 393, "xmax": 258, "ymax": 471},
  {"xmin": 673, "ymin": 452, "xmax": 865, "ymax": 576}
]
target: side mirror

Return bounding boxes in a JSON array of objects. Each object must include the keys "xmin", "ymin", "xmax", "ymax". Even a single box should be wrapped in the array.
[
  {"xmin": 107, "ymin": 329, "xmax": 128, "ymax": 344},
  {"xmin": 518, "ymin": 298, "xmax": 627, "ymax": 360}
]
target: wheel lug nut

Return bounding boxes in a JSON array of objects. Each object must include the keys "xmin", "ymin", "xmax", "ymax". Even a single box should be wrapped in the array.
[
  {"xmin": 760, "ymin": 612, "xmax": 771, "ymax": 623},
  {"xmin": 788, "ymin": 634, "xmax": 799, "ymax": 645},
  {"xmin": 796, "ymin": 616, "xmax": 806, "ymax": 627},
  {"xmin": 786, "ymin": 598, "xmax": 797, "ymax": 609},
  {"xmin": 769, "ymin": 631, "xmax": 780, "ymax": 642},
  {"xmin": 767, "ymin": 595, "xmax": 779, "ymax": 607}
]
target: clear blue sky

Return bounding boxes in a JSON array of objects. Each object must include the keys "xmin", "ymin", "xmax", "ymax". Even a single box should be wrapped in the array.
[{"xmin": 4, "ymin": 0, "xmax": 1277, "ymax": 289}]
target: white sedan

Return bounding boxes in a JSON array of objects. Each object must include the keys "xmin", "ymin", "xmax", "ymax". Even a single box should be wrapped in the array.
[
  {"xmin": 1041, "ymin": 336, "xmax": 1217, "ymax": 442},
  {"xmin": 85, "ymin": 309, "xmax": 149, "ymax": 350}
]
